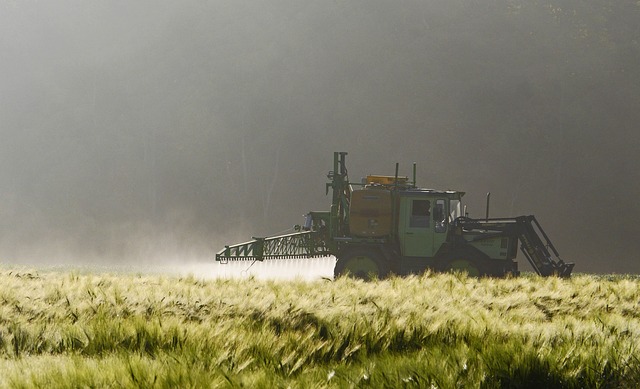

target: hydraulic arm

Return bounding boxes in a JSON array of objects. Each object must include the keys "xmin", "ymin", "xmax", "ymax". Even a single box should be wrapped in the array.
[{"xmin": 456, "ymin": 215, "xmax": 574, "ymax": 277}]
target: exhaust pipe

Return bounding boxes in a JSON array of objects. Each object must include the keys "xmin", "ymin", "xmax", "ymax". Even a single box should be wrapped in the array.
[{"xmin": 485, "ymin": 192, "xmax": 491, "ymax": 222}]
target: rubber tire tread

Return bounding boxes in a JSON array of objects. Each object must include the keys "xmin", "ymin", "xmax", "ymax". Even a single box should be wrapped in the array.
[{"xmin": 334, "ymin": 248, "xmax": 390, "ymax": 280}]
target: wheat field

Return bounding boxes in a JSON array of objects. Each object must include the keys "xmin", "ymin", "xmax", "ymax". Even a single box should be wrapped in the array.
[{"xmin": 0, "ymin": 266, "xmax": 638, "ymax": 388}]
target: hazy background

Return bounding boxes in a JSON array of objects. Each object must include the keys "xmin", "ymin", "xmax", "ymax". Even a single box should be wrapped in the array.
[{"xmin": 1, "ymin": 0, "xmax": 639, "ymax": 274}]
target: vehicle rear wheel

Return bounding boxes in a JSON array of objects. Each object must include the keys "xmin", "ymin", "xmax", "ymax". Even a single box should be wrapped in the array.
[{"xmin": 334, "ymin": 248, "xmax": 389, "ymax": 280}]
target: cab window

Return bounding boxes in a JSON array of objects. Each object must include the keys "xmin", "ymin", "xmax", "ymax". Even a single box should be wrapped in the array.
[
  {"xmin": 410, "ymin": 199, "xmax": 430, "ymax": 228},
  {"xmin": 433, "ymin": 199, "xmax": 447, "ymax": 233}
]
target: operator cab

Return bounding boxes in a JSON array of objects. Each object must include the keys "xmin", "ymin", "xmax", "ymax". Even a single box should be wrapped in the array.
[{"xmin": 398, "ymin": 189, "xmax": 463, "ymax": 258}]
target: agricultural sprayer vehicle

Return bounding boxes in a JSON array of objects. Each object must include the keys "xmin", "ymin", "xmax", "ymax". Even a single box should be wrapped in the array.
[{"xmin": 216, "ymin": 152, "xmax": 574, "ymax": 278}]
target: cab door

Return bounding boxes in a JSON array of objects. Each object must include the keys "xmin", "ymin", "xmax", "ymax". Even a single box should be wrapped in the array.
[
  {"xmin": 399, "ymin": 196, "xmax": 434, "ymax": 257},
  {"xmin": 432, "ymin": 198, "xmax": 448, "ymax": 255}
]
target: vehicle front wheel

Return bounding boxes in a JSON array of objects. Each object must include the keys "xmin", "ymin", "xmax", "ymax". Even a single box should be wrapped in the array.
[{"xmin": 446, "ymin": 258, "xmax": 481, "ymax": 277}]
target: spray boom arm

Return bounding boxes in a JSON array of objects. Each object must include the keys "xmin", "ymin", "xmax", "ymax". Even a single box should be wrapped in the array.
[{"xmin": 216, "ymin": 230, "xmax": 331, "ymax": 262}]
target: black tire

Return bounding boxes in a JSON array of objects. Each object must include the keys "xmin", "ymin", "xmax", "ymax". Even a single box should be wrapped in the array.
[
  {"xmin": 438, "ymin": 247, "xmax": 490, "ymax": 277},
  {"xmin": 445, "ymin": 258, "xmax": 482, "ymax": 277},
  {"xmin": 334, "ymin": 248, "xmax": 390, "ymax": 280}
]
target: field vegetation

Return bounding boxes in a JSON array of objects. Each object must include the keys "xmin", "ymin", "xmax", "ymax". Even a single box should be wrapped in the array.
[{"xmin": 0, "ymin": 267, "xmax": 639, "ymax": 388}]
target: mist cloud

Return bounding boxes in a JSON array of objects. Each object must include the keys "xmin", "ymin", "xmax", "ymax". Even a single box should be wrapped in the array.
[{"xmin": 1, "ymin": 1, "xmax": 639, "ymax": 273}]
